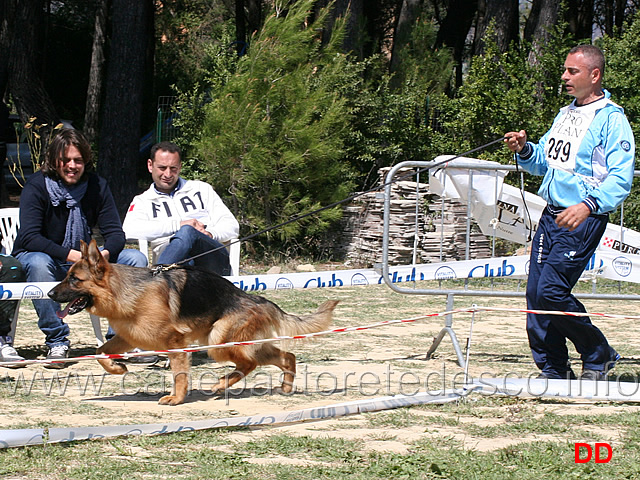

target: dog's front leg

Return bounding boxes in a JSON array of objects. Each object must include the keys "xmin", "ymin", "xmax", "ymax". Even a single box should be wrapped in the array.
[
  {"xmin": 159, "ymin": 352, "xmax": 190, "ymax": 406},
  {"xmin": 96, "ymin": 335, "xmax": 133, "ymax": 375}
]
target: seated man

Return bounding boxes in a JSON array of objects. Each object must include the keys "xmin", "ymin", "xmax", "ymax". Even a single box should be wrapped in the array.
[
  {"xmin": 0, "ymin": 254, "xmax": 26, "ymax": 364},
  {"xmin": 12, "ymin": 128, "xmax": 147, "ymax": 367},
  {"xmin": 123, "ymin": 141, "xmax": 239, "ymax": 275}
]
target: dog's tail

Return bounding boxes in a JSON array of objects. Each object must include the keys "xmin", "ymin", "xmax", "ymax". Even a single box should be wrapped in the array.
[{"xmin": 278, "ymin": 300, "xmax": 339, "ymax": 337}]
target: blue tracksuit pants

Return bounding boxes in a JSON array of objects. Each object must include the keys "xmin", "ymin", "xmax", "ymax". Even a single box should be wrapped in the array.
[{"xmin": 526, "ymin": 207, "xmax": 615, "ymax": 377}]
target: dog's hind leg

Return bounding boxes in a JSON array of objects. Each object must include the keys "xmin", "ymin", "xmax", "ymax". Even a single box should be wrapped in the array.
[
  {"xmin": 96, "ymin": 335, "xmax": 133, "ymax": 375},
  {"xmin": 209, "ymin": 347, "xmax": 258, "ymax": 395},
  {"xmin": 259, "ymin": 344, "xmax": 297, "ymax": 394},
  {"xmin": 159, "ymin": 352, "xmax": 190, "ymax": 406}
]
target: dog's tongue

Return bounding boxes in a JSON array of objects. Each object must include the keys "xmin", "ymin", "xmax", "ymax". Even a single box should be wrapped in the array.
[{"xmin": 56, "ymin": 304, "xmax": 71, "ymax": 319}]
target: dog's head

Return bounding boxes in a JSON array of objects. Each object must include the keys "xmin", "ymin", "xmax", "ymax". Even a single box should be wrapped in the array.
[{"xmin": 48, "ymin": 239, "xmax": 109, "ymax": 318}]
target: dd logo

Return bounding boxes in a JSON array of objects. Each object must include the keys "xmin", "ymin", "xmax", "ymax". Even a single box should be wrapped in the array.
[{"xmin": 574, "ymin": 442, "xmax": 612, "ymax": 463}]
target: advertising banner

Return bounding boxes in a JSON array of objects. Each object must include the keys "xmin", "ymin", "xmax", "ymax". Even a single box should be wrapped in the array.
[{"xmin": 3, "ymin": 249, "xmax": 640, "ymax": 301}]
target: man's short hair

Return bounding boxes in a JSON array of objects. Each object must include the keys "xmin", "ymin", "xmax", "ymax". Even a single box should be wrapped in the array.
[
  {"xmin": 150, "ymin": 141, "xmax": 182, "ymax": 163},
  {"xmin": 42, "ymin": 128, "xmax": 93, "ymax": 178},
  {"xmin": 569, "ymin": 44, "xmax": 605, "ymax": 77}
]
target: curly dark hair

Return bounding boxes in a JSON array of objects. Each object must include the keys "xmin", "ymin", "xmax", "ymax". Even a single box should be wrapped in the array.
[{"xmin": 41, "ymin": 128, "xmax": 93, "ymax": 179}]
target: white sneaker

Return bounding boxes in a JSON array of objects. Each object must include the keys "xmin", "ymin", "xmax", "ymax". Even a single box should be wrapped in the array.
[
  {"xmin": 45, "ymin": 344, "xmax": 70, "ymax": 369},
  {"xmin": 0, "ymin": 336, "xmax": 26, "ymax": 368}
]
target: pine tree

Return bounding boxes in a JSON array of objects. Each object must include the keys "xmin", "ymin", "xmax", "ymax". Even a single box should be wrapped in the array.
[{"xmin": 191, "ymin": 0, "xmax": 357, "ymax": 255}]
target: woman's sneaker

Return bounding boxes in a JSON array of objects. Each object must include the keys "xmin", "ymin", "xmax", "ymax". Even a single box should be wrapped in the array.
[
  {"xmin": 45, "ymin": 344, "xmax": 70, "ymax": 369},
  {"xmin": 0, "ymin": 336, "xmax": 25, "ymax": 368}
]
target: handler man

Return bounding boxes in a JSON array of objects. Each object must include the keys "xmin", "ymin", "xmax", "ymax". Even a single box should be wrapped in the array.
[{"xmin": 505, "ymin": 44, "xmax": 635, "ymax": 381}]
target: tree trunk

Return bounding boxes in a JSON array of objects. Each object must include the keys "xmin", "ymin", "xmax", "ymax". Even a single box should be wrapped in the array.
[
  {"xmin": 316, "ymin": 0, "xmax": 367, "ymax": 59},
  {"xmin": 390, "ymin": 0, "xmax": 422, "ymax": 74},
  {"xmin": 338, "ymin": 0, "xmax": 365, "ymax": 58},
  {"xmin": 0, "ymin": 0, "xmax": 11, "ymax": 97},
  {"xmin": 84, "ymin": 0, "xmax": 109, "ymax": 143},
  {"xmin": 246, "ymin": 0, "xmax": 262, "ymax": 35},
  {"xmin": 473, "ymin": 0, "xmax": 519, "ymax": 56},
  {"xmin": 602, "ymin": 0, "xmax": 614, "ymax": 34},
  {"xmin": 235, "ymin": 0, "xmax": 247, "ymax": 54},
  {"xmin": 7, "ymin": 0, "xmax": 59, "ymax": 125},
  {"xmin": 98, "ymin": 0, "xmax": 153, "ymax": 217},
  {"xmin": 566, "ymin": 0, "xmax": 594, "ymax": 41},
  {"xmin": 235, "ymin": 0, "xmax": 261, "ymax": 55},
  {"xmin": 601, "ymin": 0, "xmax": 627, "ymax": 35},
  {"xmin": 615, "ymin": 0, "xmax": 626, "ymax": 31},
  {"xmin": 435, "ymin": 0, "xmax": 479, "ymax": 87},
  {"xmin": 0, "ymin": 1, "xmax": 11, "ymax": 206},
  {"xmin": 524, "ymin": 0, "xmax": 560, "ymax": 66}
]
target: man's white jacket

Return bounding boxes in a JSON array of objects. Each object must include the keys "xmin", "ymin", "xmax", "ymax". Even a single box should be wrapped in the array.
[{"xmin": 123, "ymin": 178, "xmax": 239, "ymax": 259}]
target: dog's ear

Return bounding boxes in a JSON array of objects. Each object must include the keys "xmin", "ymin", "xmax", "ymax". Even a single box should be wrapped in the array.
[
  {"xmin": 86, "ymin": 239, "xmax": 108, "ymax": 278},
  {"xmin": 86, "ymin": 239, "xmax": 101, "ymax": 262},
  {"xmin": 80, "ymin": 240, "xmax": 89, "ymax": 258}
]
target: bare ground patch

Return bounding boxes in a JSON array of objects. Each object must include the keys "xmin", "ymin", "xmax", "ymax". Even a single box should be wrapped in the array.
[{"xmin": 2, "ymin": 280, "xmax": 640, "ymax": 458}]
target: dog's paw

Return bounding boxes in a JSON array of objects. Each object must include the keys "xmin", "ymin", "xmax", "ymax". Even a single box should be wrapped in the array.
[
  {"xmin": 209, "ymin": 383, "xmax": 226, "ymax": 396},
  {"xmin": 98, "ymin": 359, "xmax": 128, "ymax": 375},
  {"xmin": 158, "ymin": 395, "xmax": 184, "ymax": 406},
  {"xmin": 275, "ymin": 384, "xmax": 295, "ymax": 395},
  {"xmin": 107, "ymin": 361, "xmax": 128, "ymax": 375}
]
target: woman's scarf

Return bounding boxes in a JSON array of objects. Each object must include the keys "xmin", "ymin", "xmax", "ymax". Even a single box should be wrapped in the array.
[{"xmin": 45, "ymin": 176, "xmax": 92, "ymax": 250}]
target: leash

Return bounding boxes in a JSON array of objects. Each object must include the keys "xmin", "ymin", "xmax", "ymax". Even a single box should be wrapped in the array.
[
  {"xmin": 151, "ymin": 264, "xmax": 178, "ymax": 275},
  {"xmin": 513, "ymin": 153, "xmax": 535, "ymax": 242},
  {"xmin": 161, "ymin": 136, "xmax": 508, "ymax": 269}
]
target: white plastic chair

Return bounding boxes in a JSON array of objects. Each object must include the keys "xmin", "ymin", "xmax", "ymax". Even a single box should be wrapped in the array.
[
  {"xmin": 0, "ymin": 208, "xmax": 22, "ymax": 341},
  {"xmin": 0, "ymin": 208, "xmax": 106, "ymax": 346},
  {"xmin": 0, "ymin": 207, "xmax": 20, "ymax": 255},
  {"xmin": 136, "ymin": 238, "xmax": 241, "ymax": 275}
]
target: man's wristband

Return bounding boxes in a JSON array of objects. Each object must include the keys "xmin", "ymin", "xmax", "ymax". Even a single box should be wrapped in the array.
[
  {"xmin": 518, "ymin": 142, "xmax": 533, "ymax": 159},
  {"xmin": 582, "ymin": 196, "xmax": 598, "ymax": 213}
]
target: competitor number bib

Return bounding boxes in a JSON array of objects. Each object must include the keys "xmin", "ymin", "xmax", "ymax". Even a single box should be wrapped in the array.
[{"xmin": 544, "ymin": 102, "xmax": 599, "ymax": 173}]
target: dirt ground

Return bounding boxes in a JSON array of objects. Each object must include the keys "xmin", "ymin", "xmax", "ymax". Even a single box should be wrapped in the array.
[{"xmin": 2, "ymin": 281, "xmax": 640, "ymax": 453}]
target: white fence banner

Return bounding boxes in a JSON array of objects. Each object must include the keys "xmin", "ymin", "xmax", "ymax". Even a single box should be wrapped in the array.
[{"xmin": 3, "ymin": 250, "xmax": 640, "ymax": 302}]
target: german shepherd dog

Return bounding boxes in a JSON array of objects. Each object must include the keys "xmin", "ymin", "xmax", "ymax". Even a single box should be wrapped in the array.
[{"xmin": 48, "ymin": 240, "xmax": 338, "ymax": 406}]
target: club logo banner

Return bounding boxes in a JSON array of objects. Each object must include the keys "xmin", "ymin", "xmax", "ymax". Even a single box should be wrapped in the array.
[{"xmin": 1, "ymin": 250, "xmax": 639, "ymax": 300}]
